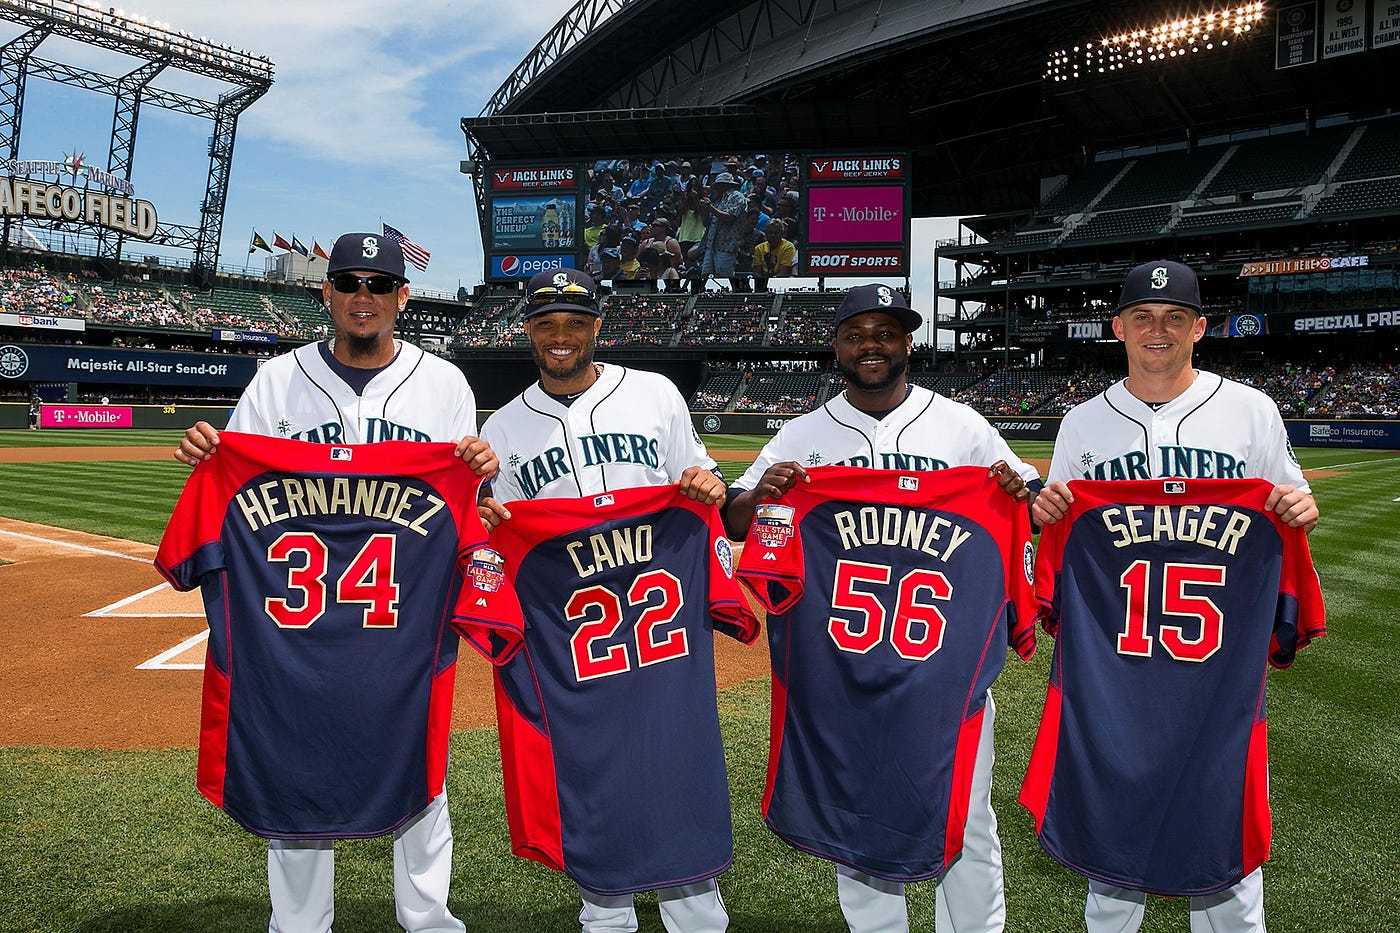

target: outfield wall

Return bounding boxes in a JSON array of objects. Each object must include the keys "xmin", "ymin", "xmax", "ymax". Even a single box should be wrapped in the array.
[{"xmin": 0, "ymin": 403, "xmax": 232, "ymax": 430}]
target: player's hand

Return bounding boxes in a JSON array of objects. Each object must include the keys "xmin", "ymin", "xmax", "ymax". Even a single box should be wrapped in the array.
[
  {"xmin": 174, "ymin": 421, "xmax": 219, "ymax": 467},
  {"xmin": 757, "ymin": 461, "xmax": 809, "ymax": 500},
  {"xmin": 1032, "ymin": 481, "xmax": 1074, "ymax": 526},
  {"xmin": 679, "ymin": 466, "xmax": 727, "ymax": 505},
  {"xmin": 477, "ymin": 496, "xmax": 511, "ymax": 532},
  {"xmin": 453, "ymin": 436, "xmax": 498, "ymax": 479},
  {"xmin": 1264, "ymin": 484, "xmax": 1318, "ymax": 533},
  {"xmin": 989, "ymin": 460, "xmax": 1029, "ymax": 502}
]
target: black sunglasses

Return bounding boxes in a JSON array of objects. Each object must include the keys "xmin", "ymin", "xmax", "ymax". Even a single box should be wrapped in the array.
[{"xmin": 330, "ymin": 273, "xmax": 401, "ymax": 295}]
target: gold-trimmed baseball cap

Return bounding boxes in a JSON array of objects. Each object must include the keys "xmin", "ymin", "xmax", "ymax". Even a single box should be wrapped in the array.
[{"xmin": 523, "ymin": 268, "xmax": 601, "ymax": 319}]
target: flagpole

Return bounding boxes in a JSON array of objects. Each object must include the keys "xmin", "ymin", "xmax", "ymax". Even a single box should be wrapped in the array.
[{"xmin": 243, "ymin": 226, "xmax": 253, "ymax": 275}]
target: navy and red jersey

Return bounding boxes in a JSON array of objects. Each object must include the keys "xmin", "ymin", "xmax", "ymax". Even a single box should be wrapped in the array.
[
  {"xmin": 453, "ymin": 485, "xmax": 758, "ymax": 895},
  {"xmin": 1019, "ymin": 478, "xmax": 1326, "ymax": 896},
  {"xmin": 736, "ymin": 465, "xmax": 1036, "ymax": 881},
  {"xmin": 155, "ymin": 432, "xmax": 521, "ymax": 839}
]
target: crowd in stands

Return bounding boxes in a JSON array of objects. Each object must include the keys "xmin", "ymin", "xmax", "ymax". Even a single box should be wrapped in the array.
[{"xmin": 1, "ymin": 267, "xmax": 78, "ymax": 316}]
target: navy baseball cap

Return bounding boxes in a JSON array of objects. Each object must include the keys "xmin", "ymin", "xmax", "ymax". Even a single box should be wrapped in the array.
[
  {"xmin": 1115, "ymin": 260, "xmax": 1201, "ymax": 315},
  {"xmin": 834, "ymin": 283, "xmax": 922, "ymax": 334},
  {"xmin": 326, "ymin": 233, "xmax": 407, "ymax": 282},
  {"xmin": 523, "ymin": 268, "xmax": 601, "ymax": 319}
]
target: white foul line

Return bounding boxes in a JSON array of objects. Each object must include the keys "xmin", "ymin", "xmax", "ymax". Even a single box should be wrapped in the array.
[
  {"xmin": 0, "ymin": 528, "xmax": 151, "ymax": 563},
  {"xmin": 136, "ymin": 629, "xmax": 208, "ymax": 671},
  {"xmin": 86, "ymin": 581, "xmax": 203, "ymax": 617}
]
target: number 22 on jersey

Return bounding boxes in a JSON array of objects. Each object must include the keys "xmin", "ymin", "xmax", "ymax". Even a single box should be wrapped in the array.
[{"xmin": 569, "ymin": 569, "xmax": 689, "ymax": 682}]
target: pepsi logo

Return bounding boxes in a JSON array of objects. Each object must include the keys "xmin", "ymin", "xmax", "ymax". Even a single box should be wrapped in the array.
[{"xmin": 500, "ymin": 255, "xmax": 520, "ymax": 275}]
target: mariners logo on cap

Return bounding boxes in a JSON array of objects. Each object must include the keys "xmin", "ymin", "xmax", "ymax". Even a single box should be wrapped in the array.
[
  {"xmin": 1150, "ymin": 266, "xmax": 1169, "ymax": 289},
  {"xmin": 876, "ymin": 285, "xmax": 894, "ymax": 306},
  {"xmin": 553, "ymin": 271, "xmax": 571, "ymax": 288},
  {"xmin": 361, "ymin": 236, "xmax": 379, "ymax": 259}
]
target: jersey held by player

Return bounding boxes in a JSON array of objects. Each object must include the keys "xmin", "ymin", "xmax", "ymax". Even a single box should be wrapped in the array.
[
  {"xmin": 736, "ymin": 465, "xmax": 1036, "ymax": 881},
  {"xmin": 453, "ymin": 484, "xmax": 758, "ymax": 895},
  {"xmin": 155, "ymin": 433, "xmax": 521, "ymax": 839},
  {"xmin": 1020, "ymin": 478, "xmax": 1325, "ymax": 896}
]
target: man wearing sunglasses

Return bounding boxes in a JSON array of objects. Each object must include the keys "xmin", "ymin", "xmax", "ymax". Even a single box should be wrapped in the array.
[
  {"xmin": 478, "ymin": 268, "xmax": 733, "ymax": 933},
  {"xmin": 173, "ymin": 232, "xmax": 497, "ymax": 933}
]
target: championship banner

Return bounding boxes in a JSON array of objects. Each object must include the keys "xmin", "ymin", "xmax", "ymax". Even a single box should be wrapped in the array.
[
  {"xmin": 1322, "ymin": 0, "xmax": 1367, "ymax": 56},
  {"xmin": 1276, "ymin": 1, "xmax": 1320, "ymax": 68},
  {"xmin": 1374, "ymin": 0, "xmax": 1400, "ymax": 47},
  {"xmin": 1240, "ymin": 255, "xmax": 1370, "ymax": 275},
  {"xmin": 0, "ymin": 311, "xmax": 86, "ymax": 332}
]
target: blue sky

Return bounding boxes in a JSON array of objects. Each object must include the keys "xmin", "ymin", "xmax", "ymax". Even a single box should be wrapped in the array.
[{"xmin": 3, "ymin": 0, "xmax": 951, "ymax": 336}]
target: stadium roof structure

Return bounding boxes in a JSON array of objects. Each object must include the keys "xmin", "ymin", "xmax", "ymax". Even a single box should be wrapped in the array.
[{"xmin": 464, "ymin": 0, "xmax": 1400, "ymax": 217}]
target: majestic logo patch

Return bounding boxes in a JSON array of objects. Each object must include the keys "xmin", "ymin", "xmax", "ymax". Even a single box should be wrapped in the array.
[
  {"xmin": 330, "ymin": 447, "xmax": 352, "ymax": 461},
  {"xmin": 361, "ymin": 236, "xmax": 379, "ymax": 259},
  {"xmin": 898, "ymin": 475, "xmax": 919, "ymax": 491},
  {"xmin": 467, "ymin": 548, "xmax": 506, "ymax": 593},
  {"xmin": 714, "ymin": 537, "xmax": 734, "ymax": 578},
  {"xmin": 1163, "ymin": 480, "xmax": 1186, "ymax": 494},
  {"xmin": 754, "ymin": 503, "xmax": 796, "ymax": 548},
  {"xmin": 593, "ymin": 493, "xmax": 615, "ymax": 508},
  {"xmin": 1150, "ymin": 266, "xmax": 1169, "ymax": 289}
]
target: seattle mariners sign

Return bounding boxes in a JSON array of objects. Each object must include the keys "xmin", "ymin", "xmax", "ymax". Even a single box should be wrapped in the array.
[{"xmin": 0, "ymin": 175, "xmax": 157, "ymax": 239}]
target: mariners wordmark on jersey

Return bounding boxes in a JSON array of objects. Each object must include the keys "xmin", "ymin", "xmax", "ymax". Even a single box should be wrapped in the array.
[
  {"xmin": 512, "ymin": 432, "xmax": 661, "ymax": 499},
  {"xmin": 1079, "ymin": 445, "xmax": 1250, "ymax": 481},
  {"xmin": 281, "ymin": 417, "xmax": 431, "ymax": 444}
]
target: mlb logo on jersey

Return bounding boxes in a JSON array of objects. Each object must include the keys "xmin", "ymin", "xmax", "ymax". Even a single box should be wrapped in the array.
[
  {"xmin": 330, "ymin": 447, "xmax": 352, "ymax": 461},
  {"xmin": 468, "ymin": 547, "xmax": 506, "ymax": 593},
  {"xmin": 1163, "ymin": 480, "xmax": 1187, "ymax": 494},
  {"xmin": 593, "ymin": 494, "xmax": 615, "ymax": 508},
  {"xmin": 898, "ymin": 475, "xmax": 920, "ymax": 491},
  {"xmin": 754, "ymin": 503, "xmax": 796, "ymax": 548}
]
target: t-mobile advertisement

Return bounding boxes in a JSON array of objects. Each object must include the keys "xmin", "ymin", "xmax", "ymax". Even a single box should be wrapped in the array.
[
  {"xmin": 806, "ymin": 186, "xmax": 904, "ymax": 244},
  {"xmin": 41, "ymin": 405, "xmax": 134, "ymax": 428}
]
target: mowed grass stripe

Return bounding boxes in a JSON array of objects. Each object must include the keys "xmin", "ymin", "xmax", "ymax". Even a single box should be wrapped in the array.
[
  {"xmin": 0, "ymin": 428, "xmax": 186, "ymax": 449},
  {"xmin": 0, "ymin": 461, "xmax": 190, "ymax": 543}
]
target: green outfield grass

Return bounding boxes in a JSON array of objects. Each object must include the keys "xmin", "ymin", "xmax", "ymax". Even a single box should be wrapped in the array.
[{"xmin": 1, "ymin": 431, "xmax": 1397, "ymax": 931}]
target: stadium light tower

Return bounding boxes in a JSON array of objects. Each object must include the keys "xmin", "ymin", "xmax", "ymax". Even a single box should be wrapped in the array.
[
  {"xmin": 1044, "ymin": 1, "xmax": 1266, "ymax": 81},
  {"xmin": 0, "ymin": 0, "xmax": 273, "ymax": 281}
]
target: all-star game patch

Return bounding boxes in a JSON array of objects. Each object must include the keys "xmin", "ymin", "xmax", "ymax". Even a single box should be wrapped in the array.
[
  {"xmin": 754, "ymin": 503, "xmax": 796, "ymax": 548},
  {"xmin": 467, "ymin": 547, "xmax": 506, "ymax": 593}
]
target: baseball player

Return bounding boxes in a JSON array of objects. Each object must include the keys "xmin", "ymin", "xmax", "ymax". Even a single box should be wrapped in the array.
[
  {"xmin": 173, "ymin": 232, "xmax": 497, "ymax": 933},
  {"xmin": 1031, "ymin": 259, "xmax": 1319, "ymax": 932},
  {"xmin": 722, "ymin": 284, "xmax": 1039, "ymax": 933},
  {"xmin": 477, "ymin": 268, "xmax": 732, "ymax": 933}
]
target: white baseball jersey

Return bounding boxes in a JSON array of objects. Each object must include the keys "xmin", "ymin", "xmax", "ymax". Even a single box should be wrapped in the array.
[
  {"xmin": 1047, "ymin": 371, "xmax": 1308, "ymax": 490},
  {"xmin": 482, "ymin": 363, "xmax": 717, "ymax": 502},
  {"xmin": 733, "ymin": 385, "xmax": 1040, "ymax": 490},
  {"xmin": 229, "ymin": 340, "xmax": 477, "ymax": 444}
]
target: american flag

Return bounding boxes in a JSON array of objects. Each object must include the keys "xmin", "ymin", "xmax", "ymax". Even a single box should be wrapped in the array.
[{"xmin": 381, "ymin": 222, "xmax": 430, "ymax": 271}]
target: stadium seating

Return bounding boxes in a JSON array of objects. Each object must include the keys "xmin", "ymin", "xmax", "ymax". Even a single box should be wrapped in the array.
[
  {"xmin": 597, "ymin": 292, "xmax": 687, "ymax": 347},
  {"xmin": 1060, "ymin": 206, "xmax": 1171, "ymax": 244},
  {"xmin": 734, "ymin": 369, "xmax": 822, "ymax": 412},
  {"xmin": 1172, "ymin": 202, "xmax": 1300, "ymax": 233},
  {"xmin": 682, "ymin": 295, "xmax": 772, "ymax": 345},
  {"xmin": 1333, "ymin": 118, "xmax": 1400, "ymax": 183},
  {"xmin": 1038, "ymin": 161, "xmax": 1124, "ymax": 216},
  {"xmin": 1200, "ymin": 129, "xmax": 1348, "ymax": 197},
  {"xmin": 690, "ymin": 371, "xmax": 744, "ymax": 411},
  {"xmin": 1309, "ymin": 177, "xmax": 1400, "ymax": 220},
  {"xmin": 770, "ymin": 292, "xmax": 838, "ymax": 346},
  {"xmin": 1093, "ymin": 148, "xmax": 1222, "ymax": 210}
]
